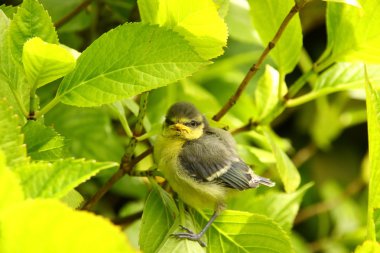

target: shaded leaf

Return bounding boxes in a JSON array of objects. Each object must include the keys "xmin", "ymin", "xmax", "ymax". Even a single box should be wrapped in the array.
[
  {"xmin": 22, "ymin": 120, "xmax": 66, "ymax": 160},
  {"xmin": 138, "ymin": 0, "xmax": 228, "ymax": 60},
  {"xmin": 228, "ymin": 183, "xmax": 313, "ymax": 230},
  {"xmin": 140, "ymin": 183, "xmax": 178, "ymax": 253},
  {"xmin": 0, "ymin": 5, "xmax": 18, "ymax": 19},
  {"xmin": 15, "ymin": 158, "xmax": 117, "ymax": 199},
  {"xmin": 22, "ymin": 37, "xmax": 76, "ymax": 88},
  {"xmin": 0, "ymin": 199, "xmax": 134, "ymax": 253},
  {"xmin": 248, "ymin": 0, "xmax": 302, "ymax": 74},
  {"xmin": 56, "ymin": 23, "xmax": 207, "ymax": 107},
  {"xmin": 60, "ymin": 189, "xmax": 84, "ymax": 209}
]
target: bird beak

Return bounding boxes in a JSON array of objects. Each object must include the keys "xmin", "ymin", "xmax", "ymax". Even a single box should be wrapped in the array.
[{"xmin": 172, "ymin": 123, "xmax": 190, "ymax": 133}]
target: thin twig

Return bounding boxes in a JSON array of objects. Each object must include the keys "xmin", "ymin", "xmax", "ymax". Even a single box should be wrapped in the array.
[
  {"xmin": 54, "ymin": 0, "xmax": 95, "ymax": 29},
  {"xmin": 230, "ymin": 118, "xmax": 258, "ymax": 135},
  {"xmin": 212, "ymin": 3, "xmax": 302, "ymax": 122},
  {"xmin": 81, "ymin": 93, "xmax": 150, "ymax": 211},
  {"xmin": 81, "ymin": 147, "xmax": 153, "ymax": 211}
]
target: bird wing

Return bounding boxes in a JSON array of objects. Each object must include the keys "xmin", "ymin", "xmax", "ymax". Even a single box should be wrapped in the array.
[{"xmin": 178, "ymin": 129, "xmax": 252, "ymax": 190}]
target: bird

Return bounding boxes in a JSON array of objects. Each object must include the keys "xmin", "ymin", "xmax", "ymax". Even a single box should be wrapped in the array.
[{"xmin": 154, "ymin": 102, "xmax": 275, "ymax": 247}]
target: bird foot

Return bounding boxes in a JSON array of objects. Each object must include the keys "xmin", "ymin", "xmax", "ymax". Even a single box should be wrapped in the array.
[{"xmin": 171, "ymin": 225, "xmax": 207, "ymax": 247}]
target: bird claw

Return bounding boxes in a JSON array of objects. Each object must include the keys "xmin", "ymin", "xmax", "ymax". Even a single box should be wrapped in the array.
[{"xmin": 171, "ymin": 225, "xmax": 207, "ymax": 247}]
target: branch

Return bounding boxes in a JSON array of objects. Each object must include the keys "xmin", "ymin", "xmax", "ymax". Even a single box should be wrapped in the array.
[
  {"xmin": 212, "ymin": 3, "xmax": 302, "ymax": 122},
  {"xmin": 81, "ymin": 93, "xmax": 150, "ymax": 211},
  {"xmin": 54, "ymin": 0, "xmax": 95, "ymax": 29}
]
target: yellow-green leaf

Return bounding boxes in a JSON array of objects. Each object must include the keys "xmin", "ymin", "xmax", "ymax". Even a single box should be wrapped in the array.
[
  {"xmin": 0, "ymin": 199, "xmax": 134, "ymax": 253},
  {"xmin": 138, "ymin": 0, "xmax": 228, "ymax": 60},
  {"xmin": 23, "ymin": 37, "xmax": 76, "ymax": 88}
]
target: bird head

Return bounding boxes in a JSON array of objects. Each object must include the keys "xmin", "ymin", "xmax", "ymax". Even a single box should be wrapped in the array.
[{"xmin": 162, "ymin": 102, "xmax": 207, "ymax": 140}]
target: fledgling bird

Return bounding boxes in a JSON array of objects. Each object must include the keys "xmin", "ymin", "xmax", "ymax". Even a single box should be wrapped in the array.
[{"xmin": 154, "ymin": 102, "xmax": 275, "ymax": 247}]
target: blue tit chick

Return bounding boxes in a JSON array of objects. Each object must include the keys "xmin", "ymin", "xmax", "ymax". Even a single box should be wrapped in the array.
[{"xmin": 154, "ymin": 102, "xmax": 275, "ymax": 247}]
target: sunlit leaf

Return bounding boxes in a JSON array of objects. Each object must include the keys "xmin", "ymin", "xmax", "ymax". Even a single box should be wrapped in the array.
[
  {"xmin": 0, "ymin": 99, "xmax": 28, "ymax": 169},
  {"xmin": 195, "ymin": 210, "xmax": 294, "ymax": 253},
  {"xmin": 354, "ymin": 240, "xmax": 380, "ymax": 253},
  {"xmin": 138, "ymin": 0, "xmax": 228, "ymax": 60},
  {"xmin": 0, "ymin": 151, "xmax": 24, "ymax": 213},
  {"xmin": 0, "ymin": 199, "xmax": 134, "ymax": 253},
  {"xmin": 365, "ymin": 66, "xmax": 380, "ymax": 240},
  {"xmin": 57, "ymin": 23, "xmax": 207, "ymax": 107},
  {"xmin": 22, "ymin": 37, "xmax": 76, "ymax": 88},
  {"xmin": 9, "ymin": 0, "xmax": 58, "ymax": 63},
  {"xmin": 323, "ymin": 0, "xmax": 361, "ymax": 7},
  {"xmin": 325, "ymin": 0, "xmax": 380, "ymax": 64}
]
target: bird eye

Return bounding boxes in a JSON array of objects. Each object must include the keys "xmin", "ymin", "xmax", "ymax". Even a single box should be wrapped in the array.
[
  {"xmin": 165, "ymin": 118, "xmax": 174, "ymax": 125},
  {"xmin": 186, "ymin": 120, "xmax": 200, "ymax": 128}
]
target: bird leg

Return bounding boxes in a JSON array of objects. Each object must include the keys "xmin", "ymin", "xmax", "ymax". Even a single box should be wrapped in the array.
[{"xmin": 172, "ymin": 210, "xmax": 219, "ymax": 247}]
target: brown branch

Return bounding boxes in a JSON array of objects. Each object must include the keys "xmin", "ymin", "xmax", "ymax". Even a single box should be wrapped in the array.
[
  {"xmin": 212, "ymin": 4, "xmax": 302, "ymax": 122},
  {"xmin": 230, "ymin": 118, "xmax": 258, "ymax": 135},
  {"xmin": 81, "ymin": 147, "xmax": 153, "ymax": 211},
  {"xmin": 54, "ymin": 0, "xmax": 95, "ymax": 29}
]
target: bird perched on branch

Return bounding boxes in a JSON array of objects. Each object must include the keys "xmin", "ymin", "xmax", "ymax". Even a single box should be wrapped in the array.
[{"xmin": 154, "ymin": 102, "xmax": 275, "ymax": 247}]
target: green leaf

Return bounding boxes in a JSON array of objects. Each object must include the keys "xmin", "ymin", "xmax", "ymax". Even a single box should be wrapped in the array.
[
  {"xmin": 0, "ymin": 151, "xmax": 24, "ymax": 213},
  {"xmin": 228, "ymin": 183, "xmax": 312, "ymax": 230},
  {"xmin": 140, "ymin": 183, "xmax": 178, "ymax": 253},
  {"xmin": 0, "ymin": 99, "xmax": 28, "ymax": 169},
  {"xmin": 195, "ymin": 210, "xmax": 294, "ymax": 253},
  {"xmin": 56, "ymin": 23, "xmax": 207, "ymax": 107},
  {"xmin": 15, "ymin": 158, "xmax": 117, "ymax": 199},
  {"xmin": 0, "ymin": 12, "xmax": 29, "ymax": 119},
  {"xmin": 22, "ymin": 37, "xmax": 76, "ymax": 88},
  {"xmin": 248, "ymin": 0, "xmax": 302, "ymax": 74},
  {"xmin": 264, "ymin": 128, "xmax": 300, "ymax": 193},
  {"xmin": 365, "ymin": 66, "xmax": 380, "ymax": 240},
  {"xmin": 22, "ymin": 120, "xmax": 66, "ymax": 161},
  {"xmin": 325, "ymin": 0, "xmax": 380, "ymax": 64},
  {"xmin": 0, "ymin": 5, "xmax": 18, "ymax": 19},
  {"xmin": 0, "ymin": 199, "xmax": 134, "ymax": 253},
  {"xmin": 354, "ymin": 241, "xmax": 380, "ymax": 253},
  {"xmin": 60, "ymin": 189, "xmax": 84, "ymax": 209},
  {"xmin": 252, "ymin": 65, "xmax": 287, "ymax": 121},
  {"xmin": 323, "ymin": 0, "xmax": 361, "ymax": 7},
  {"xmin": 45, "ymin": 104, "xmax": 124, "ymax": 161},
  {"xmin": 138, "ymin": 0, "xmax": 228, "ymax": 60},
  {"xmin": 9, "ymin": 0, "xmax": 58, "ymax": 64}
]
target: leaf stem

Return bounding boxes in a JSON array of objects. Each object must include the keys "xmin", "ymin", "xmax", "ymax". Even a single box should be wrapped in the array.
[
  {"xmin": 35, "ymin": 96, "xmax": 61, "ymax": 118},
  {"xmin": 212, "ymin": 3, "xmax": 303, "ymax": 122},
  {"xmin": 28, "ymin": 86, "xmax": 37, "ymax": 120}
]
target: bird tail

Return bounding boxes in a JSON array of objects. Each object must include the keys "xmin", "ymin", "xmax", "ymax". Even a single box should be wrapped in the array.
[{"xmin": 250, "ymin": 175, "xmax": 275, "ymax": 188}]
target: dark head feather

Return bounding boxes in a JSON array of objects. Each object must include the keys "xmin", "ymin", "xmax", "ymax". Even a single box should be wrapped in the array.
[{"xmin": 166, "ymin": 102, "xmax": 202, "ymax": 120}]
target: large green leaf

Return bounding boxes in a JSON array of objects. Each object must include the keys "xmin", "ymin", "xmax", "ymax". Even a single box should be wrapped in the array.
[
  {"xmin": 15, "ymin": 158, "xmax": 117, "ymax": 199},
  {"xmin": 0, "ymin": 151, "xmax": 24, "ymax": 213},
  {"xmin": 0, "ymin": 199, "xmax": 134, "ymax": 253},
  {"xmin": 248, "ymin": 0, "xmax": 302, "ymax": 74},
  {"xmin": 22, "ymin": 120, "xmax": 66, "ymax": 161},
  {"xmin": 195, "ymin": 210, "xmax": 294, "ymax": 253},
  {"xmin": 0, "ymin": 4, "xmax": 18, "ymax": 19},
  {"xmin": 140, "ymin": 183, "xmax": 179, "ymax": 253},
  {"xmin": 365, "ymin": 67, "xmax": 380, "ymax": 240},
  {"xmin": 138, "ymin": 0, "xmax": 228, "ymax": 60},
  {"xmin": 325, "ymin": 0, "xmax": 380, "ymax": 64},
  {"xmin": 0, "ymin": 99, "xmax": 28, "ymax": 169},
  {"xmin": 9, "ymin": 0, "xmax": 58, "ymax": 64},
  {"xmin": 228, "ymin": 183, "xmax": 312, "ymax": 230},
  {"xmin": 22, "ymin": 37, "xmax": 76, "ymax": 88},
  {"xmin": 56, "ymin": 23, "xmax": 207, "ymax": 107}
]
